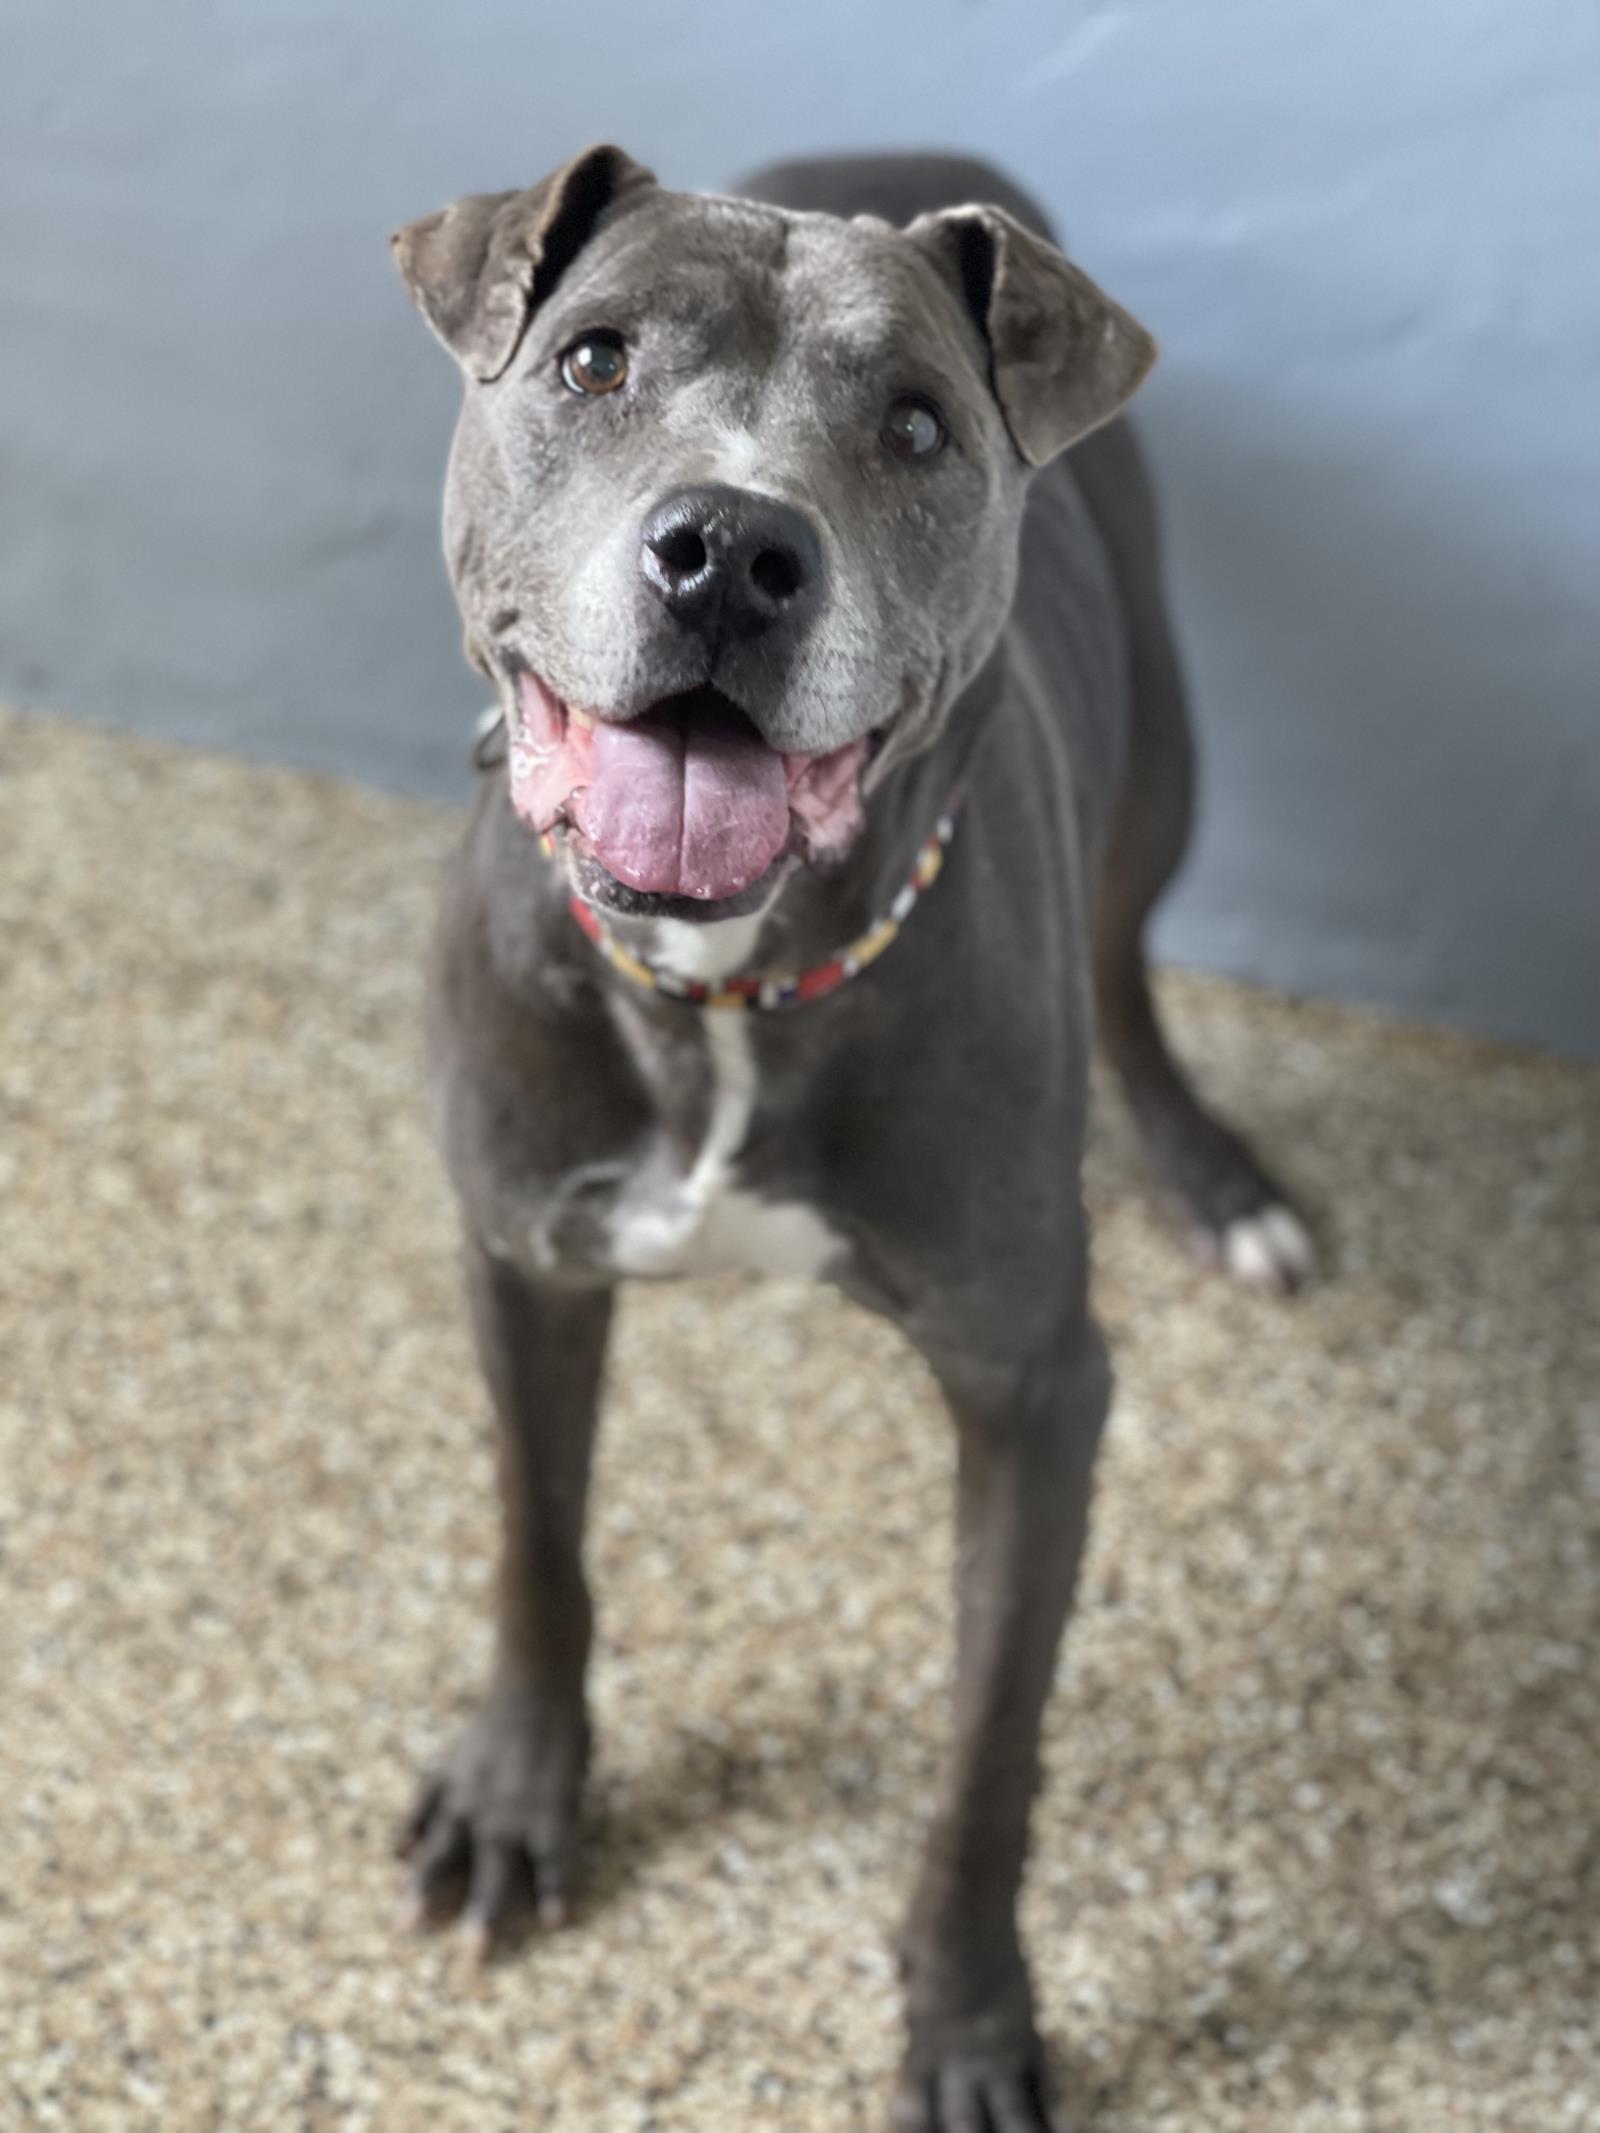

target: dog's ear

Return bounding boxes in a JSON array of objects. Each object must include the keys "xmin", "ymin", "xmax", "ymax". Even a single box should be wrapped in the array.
[
  {"xmin": 392, "ymin": 143, "xmax": 655, "ymax": 381},
  {"xmin": 912, "ymin": 204, "xmax": 1156, "ymax": 465}
]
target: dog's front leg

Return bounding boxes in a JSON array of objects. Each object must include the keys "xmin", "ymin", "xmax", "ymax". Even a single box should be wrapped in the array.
[
  {"xmin": 893, "ymin": 1313, "xmax": 1111, "ymax": 2133},
  {"xmin": 400, "ymin": 1236, "xmax": 612, "ymax": 1954}
]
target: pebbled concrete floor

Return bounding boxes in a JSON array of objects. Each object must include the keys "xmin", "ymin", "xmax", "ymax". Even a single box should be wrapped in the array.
[{"xmin": 2, "ymin": 704, "xmax": 1597, "ymax": 2133}]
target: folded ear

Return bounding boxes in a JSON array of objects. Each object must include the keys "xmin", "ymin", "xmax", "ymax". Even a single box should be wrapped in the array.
[
  {"xmin": 391, "ymin": 143, "xmax": 655, "ymax": 381},
  {"xmin": 911, "ymin": 203, "xmax": 1156, "ymax": 465}
]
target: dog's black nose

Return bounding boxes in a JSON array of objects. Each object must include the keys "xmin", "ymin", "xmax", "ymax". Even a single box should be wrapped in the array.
[{"xmin": 640, "ymin": 483, "xmax": 821, "ymax": 642}]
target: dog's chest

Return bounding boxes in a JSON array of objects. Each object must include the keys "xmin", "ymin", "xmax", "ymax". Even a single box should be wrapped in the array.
[
  {"xmin": 603, "ymin": 1013, "xmax": 839, "ymax": 1279},
  {"xmin": 596, "ymin": 920, "xmax": 842, "ymax": 1282}
]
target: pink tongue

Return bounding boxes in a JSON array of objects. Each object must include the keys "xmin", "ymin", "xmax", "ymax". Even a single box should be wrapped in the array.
[{"xmin": 578, "ymin": 696, "xmax": 790, "ymax": 900}]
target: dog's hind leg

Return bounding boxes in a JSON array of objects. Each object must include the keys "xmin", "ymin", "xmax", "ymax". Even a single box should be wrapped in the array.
[{"xmin": 1075, "ymin": 422, "xmax": 1318, "ymax": 1292}]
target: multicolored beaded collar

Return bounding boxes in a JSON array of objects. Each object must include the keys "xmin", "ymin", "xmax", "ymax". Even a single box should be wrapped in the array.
[{"xmin": 538, "ymin": 808, "xmax": 960, "ymax": 1011}]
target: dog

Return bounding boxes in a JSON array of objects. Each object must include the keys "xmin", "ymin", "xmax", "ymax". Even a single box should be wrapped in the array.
[{"xmin": 390, "ymin": 145, "xmax": 1315, "ymax": 2132}]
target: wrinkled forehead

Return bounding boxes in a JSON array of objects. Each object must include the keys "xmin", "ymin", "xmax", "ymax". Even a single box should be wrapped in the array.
[{"xmin": 537, "ymin": 191, "xmax": 990, "ymax": 410}]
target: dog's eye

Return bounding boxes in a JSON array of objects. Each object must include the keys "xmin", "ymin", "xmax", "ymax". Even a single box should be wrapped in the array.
[
  {"xmin": 883, "ymin": 395, "xmax": 947, "ymax": 460},
  {"xmin": 560, "ymin": 333, "xmax": 629, "ymax": 396}
]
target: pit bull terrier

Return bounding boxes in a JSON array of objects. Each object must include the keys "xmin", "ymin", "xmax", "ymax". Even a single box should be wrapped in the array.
[{"xmin": 390, "ymin": 145, "xmax": 1315, "ymax": 2131}]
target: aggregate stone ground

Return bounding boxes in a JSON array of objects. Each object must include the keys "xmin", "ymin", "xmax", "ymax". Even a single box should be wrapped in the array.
[{"xmin": 2, "ymin": 707, "xmax": 1596, "ymax": 2131}]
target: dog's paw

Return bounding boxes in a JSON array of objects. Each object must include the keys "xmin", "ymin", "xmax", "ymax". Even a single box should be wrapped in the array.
[
  {"xmin": 396, "ymin": 1685, "xmax": 589, "ymax": 1960},
  {"xmin": 1155, "ymin": 1122, "xmax": 1320, "ymax": 1295},
  {"xmin": 893, "ymin": 1986, "xmax": 1068, "ymax": 2133},
  {"xmin": 1123, "ymin": 1072, "xmax": 1320, "ymax": 1295},
  {"xmin": 890, "ymin": 2046, "xmax": 1068, "ymax": 2133},
  {"xmin": 1217, "ymin": 1199, "xmax": 1319, "ymax": 1294}
]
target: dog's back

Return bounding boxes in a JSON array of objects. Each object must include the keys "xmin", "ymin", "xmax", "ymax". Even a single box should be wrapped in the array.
[{"xmin": 734, "ymin": 149, "xmax": 1059, "ymax": 242}]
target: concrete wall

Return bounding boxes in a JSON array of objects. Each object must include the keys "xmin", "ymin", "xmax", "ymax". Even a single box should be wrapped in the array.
[{"xmin": 3, "ymin": 0, "xmax": 1596, "ymax": 1054}]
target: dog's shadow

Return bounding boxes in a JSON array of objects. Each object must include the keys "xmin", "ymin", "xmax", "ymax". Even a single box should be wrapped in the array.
[
  {"xmin": 455, "ymin": 1697, "xmax": 883, "ymax": 1962},
  {"xmin": 584, "ymin": 1703, "xmax": 863, "ymax": 1894}
]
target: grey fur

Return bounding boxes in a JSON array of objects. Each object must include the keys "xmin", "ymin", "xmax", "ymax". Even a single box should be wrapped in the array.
[{"xmin": 390, "ymin": 148, "xmax": 1315, "ymax": 2131}]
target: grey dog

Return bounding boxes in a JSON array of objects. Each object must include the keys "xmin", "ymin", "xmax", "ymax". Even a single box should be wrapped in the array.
[{"xmin": 390, "ymin": 145, "xmax": 1315, "ymax": 2131}]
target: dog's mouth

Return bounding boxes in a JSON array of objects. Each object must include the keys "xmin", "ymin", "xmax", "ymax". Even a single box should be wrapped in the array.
[{"xmin": 509, "ymin": 673, "xmax": 871, "ymax": 909}]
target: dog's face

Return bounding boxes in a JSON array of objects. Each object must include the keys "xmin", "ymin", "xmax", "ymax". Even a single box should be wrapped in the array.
[{"xmin": 395, "ymin": 147, "xmax": 1153, "ymax": 919}]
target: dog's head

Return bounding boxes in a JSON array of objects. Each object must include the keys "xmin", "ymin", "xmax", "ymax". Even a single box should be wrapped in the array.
[{"xmin": 395, "ymin": 145, "xmax": 1154, "ymax": 920}]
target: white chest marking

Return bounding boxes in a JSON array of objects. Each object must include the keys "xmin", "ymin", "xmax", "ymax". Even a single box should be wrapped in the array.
[
  {"xmin": 604, "ymin": 986, "xmax": 842, "ymax": 1282},
  {"xmin": 649, "ymin": 913, "xmax": 768, "ymax": 987}
]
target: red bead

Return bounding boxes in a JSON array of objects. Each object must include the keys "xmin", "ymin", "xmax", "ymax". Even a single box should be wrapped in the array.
[{"xmin": 794, "ymin": 961, "xmax": 845, "ymax": 1002}]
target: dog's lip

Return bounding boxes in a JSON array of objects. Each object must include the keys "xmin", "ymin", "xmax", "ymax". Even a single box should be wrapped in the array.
[{"xmin": 512, "ymin": 680, "xmax": 876, "ymax": 754}]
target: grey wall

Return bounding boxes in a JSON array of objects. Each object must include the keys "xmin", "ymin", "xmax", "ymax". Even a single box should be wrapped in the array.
[{"xmin": 3, "ymin": 0, "xmax": 1596, "ymax": 1055}]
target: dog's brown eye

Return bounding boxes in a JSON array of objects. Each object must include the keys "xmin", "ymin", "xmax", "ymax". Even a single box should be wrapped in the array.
[
  {"xmin": 883, "ymin": 395, "xmax": 946, "ymax": 459},
  {"xmin": 561, "ymin": 333, "xmax": 628, "ymax": 396}
]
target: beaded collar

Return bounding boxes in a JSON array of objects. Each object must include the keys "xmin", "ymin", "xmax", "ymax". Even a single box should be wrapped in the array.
[{"xmin": 547, "ymin": 808, "xmax": 958, "ymax": 1010}]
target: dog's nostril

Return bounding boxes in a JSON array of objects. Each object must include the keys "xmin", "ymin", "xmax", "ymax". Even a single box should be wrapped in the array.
[
  {"xmin": 651, "ymin": 526, "xmax": 708, "ymax": 580},
  {"xmin": 750, "ymin": 546, "xmax": 801, "ymax": 603},
  {"xmin": 640, "ymin": 484, "xmax": 820, "ymax": 635}
]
